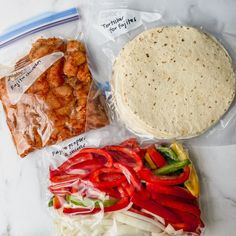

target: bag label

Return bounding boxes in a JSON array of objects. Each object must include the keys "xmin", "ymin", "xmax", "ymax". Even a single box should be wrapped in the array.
[
  {"xmin": 98, "ymin": 9, "xmax": 162, "ymax": 39},
  {"xmin": 48, "ymin": 135, "xmax": 87, "ymax": 158},
  {"xmin": 6, "ymin": 52, "xmax": 64, "ymax": 104}
]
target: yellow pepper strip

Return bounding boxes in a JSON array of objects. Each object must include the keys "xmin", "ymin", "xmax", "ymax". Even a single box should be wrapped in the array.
[
  {"xmin": 144, "ymin": 153, "xmax": 157, "ymax": 169},
  {"xmin": 170, "ymin": 142, "xmax": 200, "ymax": 198}
]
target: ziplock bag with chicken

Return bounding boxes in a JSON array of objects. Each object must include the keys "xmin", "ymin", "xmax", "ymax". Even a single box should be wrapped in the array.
[{"xmin": 0, "ymin": 8, "xmax": 109, "ymax": 157}]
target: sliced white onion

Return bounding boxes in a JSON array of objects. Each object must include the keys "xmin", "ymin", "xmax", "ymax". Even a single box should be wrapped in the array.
[
  {"xmin": 165, "ymin": 224, "xmax": 185, "ymax": 235},
  {"xmin": 115, "ymin": 212, "xmax": 162, "ymax": 234},
  {"xmin": 125, "ymin": 210, "xmax": 165, "ymax": 231}
]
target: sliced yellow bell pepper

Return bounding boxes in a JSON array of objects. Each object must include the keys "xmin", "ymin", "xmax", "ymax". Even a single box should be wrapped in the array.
[
  {"xmin": 170, "ymin": 142, "xmax": 200, "ymax": 198},
  {"xmin": 144, "ymin": 153, "xmax": 157, "ymax": 169}
]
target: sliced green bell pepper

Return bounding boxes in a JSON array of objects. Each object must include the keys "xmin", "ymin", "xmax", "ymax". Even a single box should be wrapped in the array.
[
  {"xmin": 156, "ymin": 146, "xmax": 179, "ymax": 161},
  {"xmin": 154, "ymin": 159, "xmax": 190, "ymax": 175},
  {"xmin": 66, "ymin": 195, "xmax": 118, "ymax": 208}
]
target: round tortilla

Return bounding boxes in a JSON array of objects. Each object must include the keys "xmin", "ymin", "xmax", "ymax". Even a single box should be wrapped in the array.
[{"xmin": 112, "ymin": 26, "xmax": 236, "ymax": 139}]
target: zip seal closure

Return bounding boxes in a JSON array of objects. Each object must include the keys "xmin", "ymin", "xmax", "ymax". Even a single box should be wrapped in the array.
[{"xmin": 0, "ymin": 8, "xmax": 79, "ymax": 49}]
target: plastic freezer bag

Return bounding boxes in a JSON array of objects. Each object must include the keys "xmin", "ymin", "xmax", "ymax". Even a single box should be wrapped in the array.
[
  {"xmin": 85, "ymin": 0, "xmax": 236, "ymax": 146},
  {"xmin": 45, "ymin": 125, "xmax": 204, "ymax": 236},
  {"xmin": 0, "ymin": 8, "xmax": 109, "ymax": 157}
]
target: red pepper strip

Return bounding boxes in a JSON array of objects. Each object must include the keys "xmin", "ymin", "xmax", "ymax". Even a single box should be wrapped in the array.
[
  {"xmin": 117, "ymin": 186, "xmax": 128, "ymax": 197},
  {"xmin": 120, "ymin": 138, "xmax": 141, "ymax": 152},
  {"xmin": 63, "ymin": 207, "xmax": 101, "ymax": 215},
  {"xmin": 50, "ymin": 174, "xmax": 82, "ymax": 183},
  {"xmin": 147, "ymin": 145, "xmax": 166, "ymax": 167},
  {"xmin": 79, "ymin": 148, "xmax": 113, "ymax": 167},
  {"xmin": 53, "ymin": 195, "xmax": 64, "ymax": 209},
  {"xmin": 114, "ymin": 163, "xmax": 141, "ymax": 191},
  {"xmin": 122, "ymin": 181, "xmax": 135, "ymax": 197},
  {"xmin": 131, "ymin": 192, "xmax": 179, "ymax": 223},
  {"xmin": 138, "ymin": 166, "xmax": 190, "ymax": 185},
  {"xmin": 63, "ymin": 197, "xmax": 130, "ymax": 215},
  {"xmin": 49, "ymin": 168, "xmax": 62, "ymax": 179},
  {"xmin": 147, "ymin": 184, "xmax": 196, "ymax": 200},
  {"xmin": 106, "ymin": 188, "xmax": 122, "ymax": 199},
  {"xmin": 151, "ymin": 193, "xmax": 197, "ymax": 206},
  {"xmin": 65, "ymin": 159, "xmax": 103, "ymax": 175},
  {"xmin": 138, "ymin": 148, "xmax": 147, "ymax": 159},
  {"xmin": 49, "ymin": 186, "xmax": 70, "ymax": 195},
  {"xmin": 120, "ymin": 138, "xmax": 138, "ymax": 148},
  {"xmin": 89, "ymin": 167, "xmax": 126, "ymax": 189},
  {"xmin": 104, "ymin": 197, "xmax": 130, "ymax": 212},
  {"xmin": 171, "ymin": 222, "xmax": 194, "ymax": 232},
  {"xmin": 56, "ymin": 153, "xmax": 94, "ymax": 173},
  {"xmin": 100, "ymin": 172, "xmax": 124, "ymax": 182},
  {"xmin": 106, "ymin": 146, "xmax": 143, "ymax": 171},
  {"xmin": 151, "ymin": 193, "xmax": 200, "ymax": 217},
  {"xmin": 171, "ymin": 208, "xmax": 200, "ymax": 232}
]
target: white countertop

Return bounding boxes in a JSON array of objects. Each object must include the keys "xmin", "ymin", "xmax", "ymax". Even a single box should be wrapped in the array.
[{"xmin": 0, "ymin": 0, "xmax": 236, "ymax": 236}]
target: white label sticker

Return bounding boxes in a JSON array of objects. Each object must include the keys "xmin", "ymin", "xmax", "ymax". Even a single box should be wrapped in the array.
[
  {"xmin": 98, "ymin": 9, "xmax": 162, "ymax": 39},
  {"xmin": 6, "ymin": 52, "xmax": 64, "ymax": 104},
  {"xmin": 47, "ymin": 134, "xmax": 88, "ymax": 159}
]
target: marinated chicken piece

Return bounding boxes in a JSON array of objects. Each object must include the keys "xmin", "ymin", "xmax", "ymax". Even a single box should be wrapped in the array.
[
  {"xmin": 0, "ymin": 37, "xmax": 109, "ymax": 157},
  {"xmin": 47, "ymin": 59, "xmax": 64, "ymax": 88},
  {"xmin": 52, "ymin": 84, "xmax": 73, "ymax": 98},
  {"xmin": 77, "ymin": 63, "xmax": 91, "ymax": 83},
  {"xmin": 66, "ymin": 40, "xmax": 85, "ymax": 52},
  {"xmin": 29, "ymin": 38, "xmax": 65, "ymax": 61},
  {"xmin": 46, "ymin": 91, "xmax": 62, "ymax": 109},
  {"xmin": 63, "ymin": 40, "xmax": 87, "ymax": 78}
]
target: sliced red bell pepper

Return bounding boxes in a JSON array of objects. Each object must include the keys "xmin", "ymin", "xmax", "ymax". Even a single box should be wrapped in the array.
[
  {"xmin": 89, "ymin": 167, "xmax": 126, "ymax": 189},
  {"xmin": 65, "ymin": 159, "xmax": 103, "ymax": 175},
  {"xmin": 55, "ymin": 153, "xmax": 94, "ymax": 173},
  {"xmin": 100, "ymin": 172, "xmax": 124, "ymax": 182},
  {"xmin": 50, "ymin": 174, "xmax": 82, "ymax": 183},
  {"xmin": 138, "ymin": 166, "xmax": 190, "ymax": 185},
  {"xmin": 120, "ymin": 138, "xmax": 139, "ymax": 149},
  {"xmin": 63, "ymin": 197, "xmax": 130, "ymax": 215},
  {"xmin": 171, "ymin": 208, "xmax": 200, "ymax": 232},
  {"xmin": 49, "ymin": 167, "xmax": 62, "ymax": 179},
  {"xmin": 106, "ymin": 146, "xmax": 143, "ymax": 171},
  {"xmin": 53, "ymin": 195, "xmax": 64, "ymax": 209},
  {"xmin": 147, "ymin": 145, "xmax": 166, "ymax": 167},
  {"xmin": 104, "ymin": 197, "xmax": 130, "ymax": 212},
  {"xmin": 49, "ymin": 185, "xmax": 71, "ymax": 195},
  {"xmin": 106, "ymin": 188, "xmax": 122, "ymax": 199},
  {"xmin": 117, "ymin": 186, "xmax": 128, "ymax": 197},
  {"xmin": 63, "ymin": 207, "xmax": 101, "ymax": 215},
  {"xmin": 151, "ymin": 193, "xmax": 200, "ymax": 217},
  {"xmin": 131, "ymin": 192, "xmax": 179, "ymax": 223},
  {"xmin": 147, "ymin": 184, "xmax": 196, "ymax": 200},
  {"xmin": 171, "ymin": 222, "xmax": 194, "ymax": 232},
  {"xmin": 138, "ymin": 148, "xmax": 147, "ymax": 159},
  {"xmin": 114, "ymin": 163, "xmax": 141, "ymax": 191},
  {"xmin": 79, "ymin": 148, "xmax": 113, "ymax": 167},
  {"xmin": 122, "ymin": 181, "xmax": 135, "ymax": 197}
]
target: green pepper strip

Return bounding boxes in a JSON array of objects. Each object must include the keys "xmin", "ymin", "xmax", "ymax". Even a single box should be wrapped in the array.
[
  {"xmin": 66, "ymin": 195, "xmax": 118, "ymax": 208},
  {"xmin": 48, "ymin": 197, "xmax": 53, "ymax": 207},
  {"xmin": 154, "ymin": 159, "xmax": 190, "ymax": 175},
  {"xmin": 157, "ymin": 146, "xmax": 179, "ymax": 161}
]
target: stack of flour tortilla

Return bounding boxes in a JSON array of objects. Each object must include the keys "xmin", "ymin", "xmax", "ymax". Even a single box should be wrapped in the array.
[{"xmin": 112, "ymin": 26, "xmax": 236, "ymax": 139}]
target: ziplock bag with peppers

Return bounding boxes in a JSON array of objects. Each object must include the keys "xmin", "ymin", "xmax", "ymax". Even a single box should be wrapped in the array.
[
  {"xmin": 48, "ymin": 138, "xmax": 204, "ymax": 235},
  {"xmin": 0, "ymin": 8, "xmax": 108, "ymax": 157}
]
